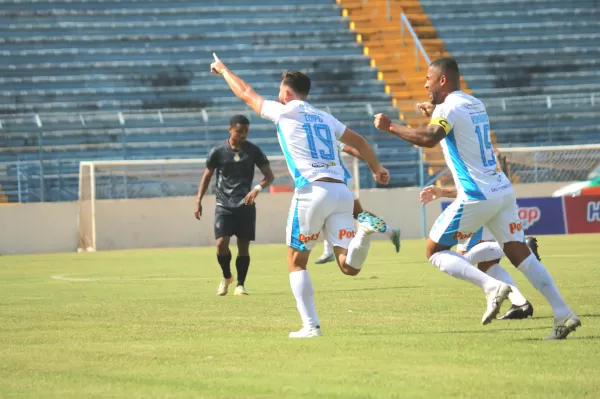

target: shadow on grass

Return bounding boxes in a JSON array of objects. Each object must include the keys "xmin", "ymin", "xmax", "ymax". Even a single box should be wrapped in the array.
[
  {"xmin": 518, "ymin": 335, "xmax": 600, "ymax": 342},
  {"xmin": 524, "ymin": 313, "xmax": 600, "ymax": 321},
  {"xmin": 258, "ymin": 286, "xmax": 426, "ymax": 296},
  {"xmin": 417, "ymin": 326, "xmax": 549, "ymax": 335},
  {"xmin": 327, "ymin": 285, "xmax": 426, "ymax": 293}
]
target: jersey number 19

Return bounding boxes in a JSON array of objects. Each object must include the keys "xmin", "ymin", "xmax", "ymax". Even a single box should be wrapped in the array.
[
  {"xmin": 302, "ymin": 123, "xmax": 335, "ymax": 161},
  {"xmin": 474, "ymin": 123, "xmax": 496, "ymax": 167}
]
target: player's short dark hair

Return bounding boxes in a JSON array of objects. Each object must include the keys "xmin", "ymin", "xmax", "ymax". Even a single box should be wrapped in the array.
[
  {"xmin": 229, "ymin": 114, "xmax": 250, "ymax": 127},
  {"xmin": 281, "ymin": 71, "xmax": 311, "ymax": 97},
  {"xmin": 430, "ymin": 57, "xmax": 460, "ymax": 83}
]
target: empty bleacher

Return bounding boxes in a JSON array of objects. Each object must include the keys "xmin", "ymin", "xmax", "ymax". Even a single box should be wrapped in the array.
[
  {"xmin": 419, "ymin": 0, "xmax": 600, "ymax": 146},
  {"xmin": 0, "ymin": 0, "xmax": 423, "ymax": 202},
  {"xmin": 4, "ymin": 0, "xmax": 598, "ymax": 202}
]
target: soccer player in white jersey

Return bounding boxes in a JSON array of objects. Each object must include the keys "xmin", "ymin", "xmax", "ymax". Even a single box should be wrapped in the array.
[
  {"xmin": 373, "ymin": 57, "xmax": 580, "ymax": 339},
  {"xmin": 210, "ymin": 54, "xmax": 391, "ymax": 338},
  {"xmin": 315, "ymin": 141, "xmax": 402, "ymax": 264},
  {"xmin": 420, "ymin": 185, "xmax": 535, "ymax": 320}
]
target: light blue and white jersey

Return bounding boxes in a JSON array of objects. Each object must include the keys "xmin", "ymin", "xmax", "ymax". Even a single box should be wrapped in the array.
[
  {"xmin": 431, "ymin": 91, "xmax": 513, "ymax": 201},
  {"xmin": 337, "ymin": 141, "xmax": 358, "ymax": 199},
  {"xmin": 261, "ymin": 100, "xmax": 352, "ymax": 189}
]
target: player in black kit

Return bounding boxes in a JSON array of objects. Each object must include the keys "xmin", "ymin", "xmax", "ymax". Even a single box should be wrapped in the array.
[{"xmin": 195, "ymin": 115, "xmax": 274, "ymax": 296}]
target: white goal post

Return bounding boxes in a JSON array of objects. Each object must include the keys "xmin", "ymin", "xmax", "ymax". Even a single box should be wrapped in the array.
[
  {"xmin": 77, "ymin": 155, "xmax": 360, "ymax": 252},
  {"xmin": 497, "ymin": 143, "xmax": 600, "ymax": 184}
]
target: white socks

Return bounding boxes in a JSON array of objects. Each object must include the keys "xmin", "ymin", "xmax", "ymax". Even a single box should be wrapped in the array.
[
  {"xmin": 289, "ymin": 270, "xmax": 320, "ymax": 329},
  {"xmin": 346, "ymin": 229, "xmax": 372, "ymax": 270},
  {"xmin": 518, "ymin": 254, "xmax": 570, "ymax": 320},
  {"xmin": 323, "ymin": 223, "xmax": 395, "ymax": 259},
  {"xmin": 463, "ymin": 241, "xmax": 504, "ymax": 265},
  {"xmin": 429, "ymin": 250, "xmax": 498, "ymax": 294},
  {"xmin": 486, "ymin": 264, "xmax": 528, "ymax": 306},
  {"xmin": 322, "ymin": 239, "xmax": 334, "ymax": 257}
]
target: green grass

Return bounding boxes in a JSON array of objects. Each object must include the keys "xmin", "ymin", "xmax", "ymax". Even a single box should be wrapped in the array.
[{"xmin": 1, "ymin": 235, "xmax": 599, "ymax": 399}]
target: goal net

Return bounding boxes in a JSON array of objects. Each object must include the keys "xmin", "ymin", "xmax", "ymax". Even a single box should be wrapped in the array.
[
  {"xmin": 77, "ymin": 155, "xmax": 360, "ymax": 252},
  {"xmin": 498, "ymin": 143, "xmax": 600, "ymax": 184},
  {"xmin": 423, "ymin": 143, "xmax": 600, "ymax": 187}
]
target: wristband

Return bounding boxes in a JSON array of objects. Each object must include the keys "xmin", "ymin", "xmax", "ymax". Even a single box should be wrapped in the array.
[{"xmin": 253, "ymin": 184, "xmax": 263, "ymax": 192}]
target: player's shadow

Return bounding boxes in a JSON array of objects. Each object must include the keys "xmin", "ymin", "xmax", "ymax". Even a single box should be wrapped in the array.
[
  {"xmin": 258, "ymin": 285, "xmax": 425, "ymax": 296},
  {"xmin": 518, "ymin": 335, "xmax": 600, "ymax": 342},
  {"xmin": 422, "ymin": 326, "xmax": 548, "ymax": 335},
  {"xmin": 331, "ymin": 285, "xmax": 425, "ymax": 293},
  {"xmin": 528, "ymin": 313, "xmax": 600, "ymax": 321}
]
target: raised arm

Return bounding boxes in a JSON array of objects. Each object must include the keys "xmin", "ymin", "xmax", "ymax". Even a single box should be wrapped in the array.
[
  {"xmin": 373, "ymin": 113, "xmax": 447, "ymax": 148},
  {"xmin": 194, "ymin": 167, "xmax": 215, "ymax": 220},
  {"xmin": 210, "ymin": 53, "xmax": 265, "ymax": 115}
]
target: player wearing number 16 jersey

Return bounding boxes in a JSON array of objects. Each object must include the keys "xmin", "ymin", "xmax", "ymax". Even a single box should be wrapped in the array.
[
  {"xmin": 374, "ymin": 57, "xmax": 579, "ymax": 340},
  {"xmin": 210, "ymin": 53, "xmax": 390, "ymax": 338}
]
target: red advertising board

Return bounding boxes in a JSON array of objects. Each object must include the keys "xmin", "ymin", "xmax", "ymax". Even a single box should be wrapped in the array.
[{"xmin": 564, "ymin": 195, "xmax": 600, "ymax": 234}]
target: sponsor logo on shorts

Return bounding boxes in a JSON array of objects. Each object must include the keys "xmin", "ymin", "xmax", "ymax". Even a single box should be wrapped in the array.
[
  {"xmin": 518, "ymin": 207, "xmax": 541, "ymax": 229},
  {"xmin": 338, "ymin": 228, "xmax": 356, "ymax": 240},
  {"xmin": 509, "ymin": 221, "xmax": 523, "ymax": 234},
  {"xmin": 298, "ymin": 233, "xmax": 320, "ymax": 243},
  {"xmin": 452, "ymin": 231, "xmax": 474, "ymax": 240}
]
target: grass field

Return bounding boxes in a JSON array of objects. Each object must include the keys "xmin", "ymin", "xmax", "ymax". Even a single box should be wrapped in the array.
[{"xmin": 1, "ymin": 234, "xmax": 599, "ymax": 398}]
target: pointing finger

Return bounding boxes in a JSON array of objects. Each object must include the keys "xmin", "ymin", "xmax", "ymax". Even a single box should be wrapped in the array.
[{"xmin": 212, "ymin": 52, "xmax": 220, "ymax": 62}]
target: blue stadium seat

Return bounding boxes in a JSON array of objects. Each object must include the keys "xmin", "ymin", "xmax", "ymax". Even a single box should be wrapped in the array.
[{"xmin": 421, "ymin": 0, "xmax": 600, "ymax": 146}]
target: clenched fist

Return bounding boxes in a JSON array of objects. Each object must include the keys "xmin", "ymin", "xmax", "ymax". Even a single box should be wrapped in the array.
[
  {"xmin": 416, "ymin": 102, "xmax": 435, "ymax": 118},
  {"xmin": 373, "ymin": 165, "xmax": 390, "ymax": 185},
  {"xmin": 373, "ymin": 113, "xmax": 392, "ymax": 132}
]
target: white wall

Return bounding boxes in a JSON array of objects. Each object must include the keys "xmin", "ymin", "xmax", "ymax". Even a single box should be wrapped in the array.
[
  {"xmin": 0, "ymin": 182, "xmax": 567, "ymax": 255},
  {"xmin": 0, "ymin": 202, "xmax": 78, "ymax": 255},
  {"xmin": 94, "ymin": 192, "xmax": 296, "ymax": 250},
  {"xmin": 94, "ymin": 182, "xmax": 567, "ymax": 250}
]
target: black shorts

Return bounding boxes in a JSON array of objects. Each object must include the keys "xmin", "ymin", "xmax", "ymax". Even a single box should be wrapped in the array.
[{"xmin": 214, "ymin": 204, "xmax": 256, "ymax": 241}]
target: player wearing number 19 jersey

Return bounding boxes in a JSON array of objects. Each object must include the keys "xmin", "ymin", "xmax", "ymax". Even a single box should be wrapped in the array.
[
  {"xmin": 210, "ymin": 54, "xmax": 390, "ymax": 338},
  {"xmin": 373, "ymin": 57, "xmax": 579, "ymax": 340}
]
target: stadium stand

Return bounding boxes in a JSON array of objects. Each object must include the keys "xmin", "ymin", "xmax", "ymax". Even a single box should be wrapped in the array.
[
  {"xmin": 338, "ymin": 0, "xmax": 600, "ymax": 186},
  {"xmin": 0, "ymin": 0, "xmax": 423, "ymax": 202},
  {"xmin": 3, "ymin": 0, "xmax": 599, "ymax": 202},
  {"xmin": 418, "ymin": 0, "xmax": 600, "ymax": 146}
]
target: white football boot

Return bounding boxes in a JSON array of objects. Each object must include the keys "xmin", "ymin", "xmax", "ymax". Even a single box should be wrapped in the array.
[
  {"xmin": 545, "ymin": 313, "xmax": 581, "ymax": 340},
  {"xmin": 289, "ymin": 327, "xmax": 323, "ymax": 339},
  {"xmin": 216, "ymin": 276, "xmax": 234, "ymax": 296},
  {"xmin": 482, "ymin": 283, "xmax": 512, "ymax": 325},
  {"xmin": 234, "ymin": 285, "xmax": 248, "ymax": 296}
]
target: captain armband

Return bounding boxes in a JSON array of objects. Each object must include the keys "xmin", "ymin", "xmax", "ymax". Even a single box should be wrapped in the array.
[{"xmin": 429, "ymin": 117, "xmax": 451, "ymax": 135}]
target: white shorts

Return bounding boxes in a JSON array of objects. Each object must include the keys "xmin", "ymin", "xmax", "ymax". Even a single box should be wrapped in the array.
[
  {"xmin": 347, "ymin": 177, "xmax": 359, "ymax": 200},
  {"xmin": 456, "ymin": 226, "xmax": 495, "ymax": 252},
  {"xmin": 286, "ymin": 181, "xmax": 355, "ymax": 252},
  {"xmin": 430, "ymin": 192, "xmax": 524, "ymax": 248}
]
